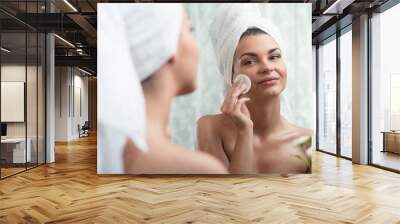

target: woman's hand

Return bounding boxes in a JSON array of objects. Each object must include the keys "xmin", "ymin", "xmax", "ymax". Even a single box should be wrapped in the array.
[
  {"xmin": 220, "ymin": 80, "xmax": 257, "ymax": 173},
  {"xmin": 220, "ymin": 80, "xmax": 253, "ymax": 130}
]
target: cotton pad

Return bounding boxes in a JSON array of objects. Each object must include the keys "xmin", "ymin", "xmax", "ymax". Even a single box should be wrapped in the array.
[{"xmin": 234, "ymin": 74, "xmax": 251, "ymax": 94}]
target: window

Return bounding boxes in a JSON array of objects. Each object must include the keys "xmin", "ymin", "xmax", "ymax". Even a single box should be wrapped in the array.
[
  {"xmin": 371, "ymin": 2, "xmax": 400, "ymax": 171},
  {"xmin": 339, "ymin": 28, "xmax": 352, "ymax": 158},
  {"xmin": 318, "ymin": 36, "xmax": 337, "ymax": 154}
]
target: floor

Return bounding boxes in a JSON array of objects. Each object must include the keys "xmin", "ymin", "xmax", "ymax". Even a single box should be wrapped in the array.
[
  {"xmin": 1, "ymin": 163, "xmax": 44, "ymax": 178},
  {"xmin": 373, "ymin": 150, "xmax": 400, "ymax": 171},
  {"xmin": 0, "ymin": 167, "xmax": 25, "ymax": 178},
  {"xmin": 0, "ymin": 134, "xmax": 400, "ymax": 223}
]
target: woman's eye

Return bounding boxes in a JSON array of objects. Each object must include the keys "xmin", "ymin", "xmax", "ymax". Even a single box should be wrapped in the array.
[
  {"xmin": 190, "ymin": 26, "xmax": 195, "ymax": 32},
  {"xmin": 270, "ymin": 55, "xmax": 281, "ymax": 60},
  {"xmin": 242, "ymin": 59, "xmax": 256, "ymax": 66}
]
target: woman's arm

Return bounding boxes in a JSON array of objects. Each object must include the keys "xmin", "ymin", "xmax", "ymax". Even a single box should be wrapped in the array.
[
  {"xmin": 197, "ymin": 117, "xmax": 256, "ymax": 173},
  {"xmin": 229, "ymin": 126, "xmax": 256, "ymax": 174},
  {"xmin": 123, "ymin": 138, "xmax": 227, "ymax": 174},
  {"xmin": 197, "ymin": 80, "xmax": 257, "ymax": 173},
  {"xmin": 221, "ymin": 81, "xmax": 256, "ymax": 173}
]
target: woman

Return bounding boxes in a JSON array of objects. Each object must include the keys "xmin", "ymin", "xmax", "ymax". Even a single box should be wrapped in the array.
[
  {"xmin": 197, "ymin": 4, "xmax": 312, "ymax": 174},
  {"xmin": 98, "ymin": 4, "xmax": 227, "ymax": 174}
]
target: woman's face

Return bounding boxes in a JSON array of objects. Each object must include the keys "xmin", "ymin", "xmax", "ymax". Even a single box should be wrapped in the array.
[
  {"xmin": 232, "ymin": 34, "xmax": 287, "ymax": 98},
  {"xmin": 173, "ymin": 11, "xmax": 200, "ymax": 95}
]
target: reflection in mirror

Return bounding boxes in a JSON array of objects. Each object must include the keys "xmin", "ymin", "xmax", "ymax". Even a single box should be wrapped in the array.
[{"xmin": 169, "ymin": 3, "xmax": 314, "ymax": 174}]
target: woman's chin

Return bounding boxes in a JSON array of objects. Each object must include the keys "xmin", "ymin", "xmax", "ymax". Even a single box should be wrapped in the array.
[{"xmin": 259, "ymin": 86, "xmax": 283, "ymax": 97}]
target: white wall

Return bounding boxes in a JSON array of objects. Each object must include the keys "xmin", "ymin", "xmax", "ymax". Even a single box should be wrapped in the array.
[
  {"xmin": 55, "ymin": 67, "xmax": 89, "ymax": 141},
  {"xmin": 55, "ymin": 66, "xmax": 69, "ymax": 141},
  {"xmin": 1, "ymin": 66, "xmax": 26, "ymax": 135},
  {"xmin": 72, "ymin": 72, "xmax": 89, "ymax": 138}
]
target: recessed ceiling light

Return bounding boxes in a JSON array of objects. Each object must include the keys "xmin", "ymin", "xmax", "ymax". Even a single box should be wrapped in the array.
[
  {"xmin": 323, "ymin": 0, "xmax": 354, "ymax": 15},
  {"xmin": 78, "ymin": 67, "xmax": 93, "ymax": 76},
  {"xmin": 63, "ymin": 0, "xmax": 78, "ymax": 12},
  {"xmin": 1, "ymin": 47, "xmax": 11, "ymax": 53},
  {"xmin": 54, "ymin": 34, "xmax": 75, "ymax": 48}
]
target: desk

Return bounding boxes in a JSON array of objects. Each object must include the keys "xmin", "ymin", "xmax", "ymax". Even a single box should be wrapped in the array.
[
  {"xmin": 381, "ymin": 131, "xmax": 400, "ymax": 154},
  {"xmin": 1, "ymin": 138, "xmax": 31, "ymax": 163}
]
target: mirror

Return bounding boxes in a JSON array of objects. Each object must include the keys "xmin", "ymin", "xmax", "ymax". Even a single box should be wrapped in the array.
[{"xmin": 168, "ymin": 3, "xmax": 314, "ymax": 173}]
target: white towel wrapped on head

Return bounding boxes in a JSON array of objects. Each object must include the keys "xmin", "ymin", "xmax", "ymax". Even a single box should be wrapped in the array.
[
  {"xmin": 122, "ymin": 4, "xmax": 183, "ymax": 81},
  {"xmin": 209, "ymin": 4, "xmax": 283, "ymax": 91}
]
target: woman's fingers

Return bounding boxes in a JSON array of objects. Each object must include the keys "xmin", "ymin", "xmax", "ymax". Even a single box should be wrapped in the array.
[
  {"xmin": 233, "ymin": 97, "xmax": 253, "ymax": 128},
  {"xmin": 222, "ymin": 82, "xmax": 246, "ymax": 113},
  {"xmin": 224, "ymin": 82, "xmax": 239, "ymax": 103},
  {"xmin": 237, "ymin": 97, "xmax": 250, "ymax": 104},
  {"xmin": 231, "ymin": 82, "xmax": 246, "ymax": 99},
  {"xmin": 220, "ymin": 83, "xmax": 253, "ymax": 128},
  {"xmin": 235, "ymin": 97, "xmax": 250, "ymax": 107},
  {"xmin": 234, "ymin": 97, "xmax": 250, "ymax": 114}
]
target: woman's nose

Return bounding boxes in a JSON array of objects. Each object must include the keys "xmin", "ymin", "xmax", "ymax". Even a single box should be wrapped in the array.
[{"xmin": 260, "ymin": 57, "xmax": 274, "ymax": 74}]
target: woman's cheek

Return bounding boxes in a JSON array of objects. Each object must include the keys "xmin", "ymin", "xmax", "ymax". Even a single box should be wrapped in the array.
[{"xmin": 280, "ymin": 76, "xmax": 287, "ymax": 91}]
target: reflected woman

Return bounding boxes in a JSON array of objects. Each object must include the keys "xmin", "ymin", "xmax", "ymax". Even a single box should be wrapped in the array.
[{"xmin": 197, "ymin": 4, "xmax": 312, "ymax": 174}]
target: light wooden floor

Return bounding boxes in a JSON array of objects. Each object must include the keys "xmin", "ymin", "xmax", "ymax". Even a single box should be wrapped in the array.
[
  {"xmin": 1, "ymin": 167, "xmax": 26, "ymax": 178},
  {"xmin": 0, "ymin": 135, "xmax": 400, "ymax": 223},
  {"xmin": 1, "ymin": 163, "xmax": 44, "ymax": 178}
]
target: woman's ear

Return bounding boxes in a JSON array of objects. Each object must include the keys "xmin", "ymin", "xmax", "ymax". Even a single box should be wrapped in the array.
[{"xmin": 167, "ymin": 54, "xmax": 176, "ymax": 65}]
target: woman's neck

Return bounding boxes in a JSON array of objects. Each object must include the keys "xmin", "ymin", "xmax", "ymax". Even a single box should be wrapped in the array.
[
  {"xmin": 142, "ymin": 69, "xmax": 177, "ymax": 144},
  {"xmin": 247, "ymin": 95, "xmax": 284, "ymax": 138}
]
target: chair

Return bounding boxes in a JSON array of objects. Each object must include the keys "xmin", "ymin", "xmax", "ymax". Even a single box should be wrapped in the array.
[{"xmin": 79, "ymin": 121, "xmax": 90, "ymax": 138}]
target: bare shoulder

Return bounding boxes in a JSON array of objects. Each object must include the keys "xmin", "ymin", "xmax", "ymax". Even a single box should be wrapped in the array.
[
  {"xmin": 197, "ymin": 113, "xmax": 236, "ymax": 134},
  {"xmin": 285, "ymin": 123, "xmax": 314, "ymax": 151},
  {"xmin": 124, "ymin": 140, "xmax": 227, "ymax": 174},
  {"xmin": 196, "ymin": 115, "xmax": 220, "ymax": 146},
  {"xmin": 170, "ymin": 145, "xmax": 228, "ymax": 174},
  {"xmin": 287, "ymin": 122, "xmax": 313, "ymax": 137},
  {"xmin": 196, "ymin": 114, "xmax": 233, "ymax": 167},
  {"xmin": 197, "ymin": 114, "xmax": 216, "ymax": 133},
  {"xmin": 197, "ymin": 114, "xmax": 224, "ymax": 131}
]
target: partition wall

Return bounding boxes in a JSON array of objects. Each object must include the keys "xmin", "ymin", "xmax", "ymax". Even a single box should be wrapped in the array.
[{"xmin": 0, "ymin": 0, "xmax": 46, "ymax": 179}]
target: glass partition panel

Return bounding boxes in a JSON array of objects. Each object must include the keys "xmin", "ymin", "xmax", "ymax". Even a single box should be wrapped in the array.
[{"xmin": 1, "ymin": 30, "xmax": 27, "ymax": 178}]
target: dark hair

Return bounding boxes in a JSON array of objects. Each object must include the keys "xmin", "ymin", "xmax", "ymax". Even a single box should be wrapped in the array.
[{"xmin": 240, "ymin": 27, "xmax": 268, "ymax": 40}]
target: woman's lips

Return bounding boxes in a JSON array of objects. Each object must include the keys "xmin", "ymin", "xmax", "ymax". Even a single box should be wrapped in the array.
[{"xmin": 258, "ymin": 78, "xmax": 279, "ymax": 86}]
